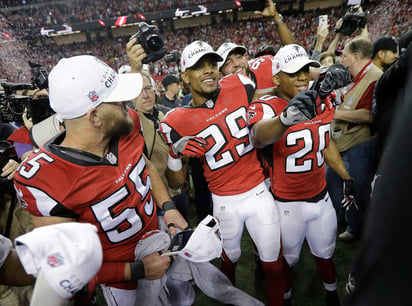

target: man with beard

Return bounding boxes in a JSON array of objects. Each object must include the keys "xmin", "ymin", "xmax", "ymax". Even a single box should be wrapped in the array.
[
  {"xmin": 13, "ymin": 55, "xmax": 188, "ymax": 306},
  {"xmin": 371, "ymin": 36, "xmax": 399, "ymax": 72}
]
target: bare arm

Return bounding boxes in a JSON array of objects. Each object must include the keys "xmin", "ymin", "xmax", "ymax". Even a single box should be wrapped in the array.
[
  {"xmin": 145, "ymin": 155, "xmax": 188, "ymax": 234},
  {"xmin": 255, "ymin": 0, "xmax": 295, "ymax": 46},
  {"xmin": 250, "ymin": 117, "xmax": 289, "ymax": 149},
  {"xmin": 324, "ymin": 140, "xmax": 351, "ymax": 180},
  {"xmin": 165, "ymin": 155, "xmax": 190, "ymax": 190},
  {"xmin": 334, "ymin": 109, "xmax": 373, "ymax": 124},
  {"xmin": 126, "ymin": 38, "xmax": 147, "ymax": 73},
  {"xmin": 326, "ymin": 19, "xmax": 343, "ymax": 54}
]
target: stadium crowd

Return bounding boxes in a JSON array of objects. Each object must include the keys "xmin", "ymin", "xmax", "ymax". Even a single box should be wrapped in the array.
[
  {"xmin": 0, "ymin": 0, "xmax": 410, "ymax": 83},
  {"xmin": 0, "ymin": 0, "xmax": 411, "ymax": 305}
]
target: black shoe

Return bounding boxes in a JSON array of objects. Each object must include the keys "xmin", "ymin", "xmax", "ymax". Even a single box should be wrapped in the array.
[
  {"xmin": 284, "ymin": 298, "xmax": 292, "ymax": 306},
  {"xmin": 326, "ymin": 290, "xmax": 340, "ymax": 306}
]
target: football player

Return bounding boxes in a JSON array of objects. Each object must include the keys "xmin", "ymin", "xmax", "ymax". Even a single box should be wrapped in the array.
[
  {"xmin": 159, "ymin": 40, "xmax": 285, "ymax": 306},
  {"xmin": 13, "ymin": 55, "xmax": 188, "ymax": 306},
  {"xmin": 248, "ymin": 44, "xmax": 353, "ymax": 306}
]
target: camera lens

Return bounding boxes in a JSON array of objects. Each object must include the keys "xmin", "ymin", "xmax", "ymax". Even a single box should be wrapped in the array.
[{"xmin": 146, "ymin": 35, "xmax": 164, "ymax": 52}]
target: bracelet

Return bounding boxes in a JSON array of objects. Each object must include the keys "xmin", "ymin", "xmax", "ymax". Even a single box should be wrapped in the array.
[
  {"xmin": 130, "ymin": 260, "xmax": 145, "ymax": 280},
  {"xmin": 272, "ymin": 14, "xmax": 283, "ymax": 26},
  {"xmin": 162, "ymin": 200, "xmax": 177, "ymax": 211},
  {"xmin": 167, "ymin": 155, "xmax": 182, "ymax": 171}
]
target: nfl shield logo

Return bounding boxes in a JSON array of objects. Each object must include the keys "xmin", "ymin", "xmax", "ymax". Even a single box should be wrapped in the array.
[
  {"xmin": 47, "ymin": 253, "xmax": 64, "ymax": 268},
  {"xmin": 88, "ymin": 90, "xmax": 99, "ymax": 103}
]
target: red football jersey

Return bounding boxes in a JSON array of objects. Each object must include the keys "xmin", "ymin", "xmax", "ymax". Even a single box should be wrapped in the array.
[
  {"xmin": 248, "ymin": 95, "xmax": 334, "ymax": 201},
  {"xmin": 249, "ymin": 55, "xmax": 276, "ymax": 90},
  {"xmin": 14, "ymin": 109, "xmax": 158, "ymax": 263},
  {"xmin": 160, "ymin": 73, "xmax": 264, "ymax": 196}
]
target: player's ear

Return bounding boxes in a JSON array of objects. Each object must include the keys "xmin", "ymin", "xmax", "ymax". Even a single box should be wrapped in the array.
[
  {"xmin": 180, "ymin": 71, "xmax": 190, "ymax": 85},
  {"xmin": 87, "ymin": 107, "xmax": 101, "ymax": 126},
  {"xmin": 272, "ymin": 74, "xmax": 280, "ymax": 86}
]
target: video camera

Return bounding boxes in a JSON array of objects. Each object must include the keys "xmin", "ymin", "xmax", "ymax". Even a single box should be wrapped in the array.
[
  {"xmin": 337, "ymin": 6, "xmax": 367, "ymax": 36},
  {"xmin": 0, "ymin": 62, "xmax": 53, "ymax": 125},
  {"xmin": 164, "ymin": 50, "xmax": 180, "ymax": 64},
  {"xmin": 131, "ymin": 22, "xmax": 167, "ymax": 64}
]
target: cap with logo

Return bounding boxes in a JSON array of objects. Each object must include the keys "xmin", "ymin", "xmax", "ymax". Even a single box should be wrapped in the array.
[
  {"xmin": 180, "ymin": 41, "xmax": 223, "ymax": 72},
  {"xmin": 372, "ymin": 36, "xmax": 398, "ymax": 58},
  {"xmin": 161, "ymin": 215, "xmax": 223, "ymax": 262},
  {"xmin": 15, "ymin": 222, "xmax": 103, "ymax": 299},
  {"xmin": 272, "ymin": 44, "xmax": 320, "ymax": 75},
  {"xmin": 48, "ymin": 55, "xmax": 143, "ymax": 120},
  {"xmin": 216, "ymin": 42, "xmax": 248, "ymax": 70}
]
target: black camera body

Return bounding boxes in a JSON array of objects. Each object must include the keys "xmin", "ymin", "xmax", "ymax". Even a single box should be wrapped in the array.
[
  {"xmin": 164, "ymin": 50, "xmax": 180, "ymax": 64},
  {"xmin": 0, "ymin": 82, "xmax": 53, "ymax": 125},
  {"xmin": 29, "ymin": 61, "xmax": 48, "ymax": 90},
  {"xmin": 338, "ymin": 7, "xmax": 367, "ymax": 36},
  {"xmin": 131, "ymin": 22, "xmax": 167, "ymax": 64}
]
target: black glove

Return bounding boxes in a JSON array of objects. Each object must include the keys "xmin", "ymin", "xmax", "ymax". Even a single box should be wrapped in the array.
[
  {"xmin": 170, "ymin": 136, "xmax": 207, "ymax": 158},
  {"xmin": 279, "ymin": 90, "xmax": 324, "ymax": 126},
  {"xmin": 318, "ymin": 64, "xmax": 352, "ymax": 99},
  {"xmin": 342, "ymin": 179, "xmax": 358, "ymax": 211}
]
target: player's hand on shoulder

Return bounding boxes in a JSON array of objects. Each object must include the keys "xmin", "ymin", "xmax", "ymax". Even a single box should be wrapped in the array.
[
  {"xmin": 319, "ymin": 64, "xmax": 352, "ymax": 99},
  {"xmin": 279, "ymin": 90, "xmax": 324, "ymax": 126},
  {"xmin": 171, "ymin": 136, "xmax": 207, "ymax": 158}
]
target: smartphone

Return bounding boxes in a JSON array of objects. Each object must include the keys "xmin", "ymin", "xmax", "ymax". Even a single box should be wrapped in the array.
[
  {"xmin": 239, "ymin": 0, "xmax": 265, "ymax": 12},
  {"xmin": 319, "ymin": 15, "xmax": 328, "ymax": 28}
]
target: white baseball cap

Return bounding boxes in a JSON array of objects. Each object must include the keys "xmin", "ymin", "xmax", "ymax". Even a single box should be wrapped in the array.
[
  {"xmin": 216, "ymin": 42, "xmax": 248, "ymax": 70},
  {"xmin": 15, "ymin": 222, "xmax": 103, "ymax": 299},
  {"xmin": 272, "ymin": 44, "xmax": 320, "ymax": 74},
  {"xmin": 180, "ymin": 41, "xmax": 223, "ymax": 72},
  {"xmin": 162, "ymin": 215, "xmax": 223, "ymax": 263},
  {"xmin": 48, "ymin": 55, "xmax": 143, "ymax": 120}
]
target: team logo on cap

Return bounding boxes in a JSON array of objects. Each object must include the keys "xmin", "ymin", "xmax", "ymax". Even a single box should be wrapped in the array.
[
  {"xmin": 88, "ymin": 90, "xmax": 99, "ymax": 103},
  {"xmin": 47, "ymin": 252, "xmax": 64, "ymax": 268}
]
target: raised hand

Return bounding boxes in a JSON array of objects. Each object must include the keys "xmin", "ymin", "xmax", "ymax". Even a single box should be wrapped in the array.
[
  {"xmin": 319, "ymin": 64, "xmax": 352, "ymax": 99},
  {"xmin": 279, "ymin": 90, "xmax": 324, "ymax": 126}
]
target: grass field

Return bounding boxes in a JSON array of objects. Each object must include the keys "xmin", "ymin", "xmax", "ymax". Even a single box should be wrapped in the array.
[{"xmin": 95, "ymin": 201, "xmax": 361, "ymax": 306}]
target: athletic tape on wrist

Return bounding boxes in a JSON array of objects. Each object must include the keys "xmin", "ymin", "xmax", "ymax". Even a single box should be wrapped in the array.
[
  {"xmin": 130, "ymin": 260, "xmax": 145, "ymax": 280},
  {"xmin": 162, "ymin": 201, "xmax": 177, "ymax": 211},
  {"xmin": 167, "ymin": 155, "xmax": 182, "ymax": 171}
]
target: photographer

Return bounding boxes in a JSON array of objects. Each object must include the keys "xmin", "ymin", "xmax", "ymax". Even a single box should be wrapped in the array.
[
  {"xmin": 160, "ymin": 74, "xmax": 182, "ymax": 109},
  {"xmin": 7, "ymin": 88, "xmax": 50, "ymax": 161}
]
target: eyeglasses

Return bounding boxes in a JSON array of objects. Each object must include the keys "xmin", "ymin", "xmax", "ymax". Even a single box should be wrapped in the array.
[{"xmin": 142, "ymin": 86, "xmax": 154, "ymax": 92}]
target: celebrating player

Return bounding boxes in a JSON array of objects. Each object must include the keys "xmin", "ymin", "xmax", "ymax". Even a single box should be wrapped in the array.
[
  {"xmin": 159, "ymin": 40, "xmax": 283, "ymax": 306},
  {"xmin": 248, "ymin": 44, "xmax": 353, "ymax": 306},
  {"xmin": 13, "ymin": 55, "xmax": 188, "ymax": 306}
]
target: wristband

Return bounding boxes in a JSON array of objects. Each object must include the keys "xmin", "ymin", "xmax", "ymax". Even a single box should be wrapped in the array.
[
  {"xmin": 168, "ymin": 155, "xmax": 182, "ymax": 171},
  {"xmin": 272, "ymin": 14, "xmax": 283, "ymax": 26},
  {"xmin": 130, "ymin": 260, "xmax": 145, "ymax": 280},
  {"xmin": 162, "ymin": 201, "xmax": 177, "ymax": 211}
]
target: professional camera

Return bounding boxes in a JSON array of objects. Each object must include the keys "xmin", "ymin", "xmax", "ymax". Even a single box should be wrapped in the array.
[
  {"xmin": 164, "ymin": 50, "xmax": 180, "ymax": 64},
  {"xmin": 131, "ymin": 22, "xmax": 167, "ymax": 64},
  {"xmin": 0, "ymin": 82, "xmax": 53, "ymax": 125},
  {"xmin": 29, "ymin": 61, "xmax": 48, "ymax": 90},
  {"xmin": 0, "ymin": 140, "xmax": 17, "ymax": 190},
  {"xmin": 337, "ymin": 6, "xmax": 367, "ymax": 36}
]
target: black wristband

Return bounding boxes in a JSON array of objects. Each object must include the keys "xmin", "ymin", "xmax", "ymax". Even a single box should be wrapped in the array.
[
  {"xmin": 130, "ymin": 260, "xmax": 145, "ymax": 280},
  {"xmin": 162, "ymin": 201, "xmax": 176, "ymax": 211}
]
